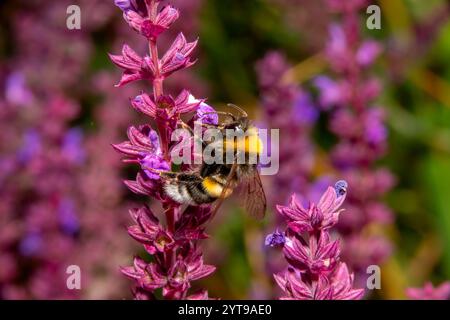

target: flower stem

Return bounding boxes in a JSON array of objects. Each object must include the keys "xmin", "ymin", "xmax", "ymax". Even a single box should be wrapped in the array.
[
  {"xmin": 163, "ymin": 203, "xmax": 176, "ymax": 234},
  {"xmin": 148, "ymin": 0, "xmax": 163, "ymax": 98},
  {"xmin": 147, "ymin": 0, "xmax": 169, "ymax": 162},
  {"xmin": 147, "ymin": 0, "xmax": 173, "ymax": 241}
]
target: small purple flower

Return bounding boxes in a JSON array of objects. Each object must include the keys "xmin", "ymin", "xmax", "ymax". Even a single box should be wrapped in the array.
[
  {"xmin": 113, "ymin": 125, "xmax": 169, "ymax": 197},
  {"xmin": 328, "ymin": 24, "xmax": 346, "ymax": 55},
  {"xmin": 356, "ymin": 40, "xmax": 382, "ymax": 67},
  {"xmin": 5, "ymin": 72, "xmax": 33, "ymax": 107},
  {"xmin": 334, "ymin": 180, "xmax": 348, "ymax": 197},
  {"xmin": 18, "ymin": 129, "xmax": 41, "ymax": 163},
  {"xmin": 132, "ymin": 94, "xmax": 144, "ymax": 108},
  {"xmin": 364, "ymin": 107, "xmax": 387, "ymax": 146},
  {"xmin": 58, "ymin": 198, "xmax": 80, "ymax": 235},
  {"xmin": 140, "ymin": 154, "xmax": 169, "ymax": 180},
  {"xmin": 114, "ymin": 0, "xmax": 131, "ymax": 12},
  {"xmin": 293, "ymin": 92, "xmax": 318, "ymax": 125},
  {"xmin": 58, "ymin": 197, "xmax": 80, "ymax": 235},
  {"xmin": 148, "ymin": 128, "xmax": 160, "ymax": 149},
  {"xmin": 265, "ymin": 230, "xmax": 286, "ymax": 247},
  {"xmin": 19, "ymin": 232, "xmax": 43, "ymax": 257},
  {"xmin": 115, "ymin": 0, "xmax": 149, "ymax": 15},
  {"xmin": 313, "ymin": 76, "xmax": 345, "ymax": 109},
  {"xmin": 192, "ymin": 95, "xmax": 218, "ymax": 125},
  {"xmin": 62, "ymin": 128, "xmax": 85, "ymax": 165}
]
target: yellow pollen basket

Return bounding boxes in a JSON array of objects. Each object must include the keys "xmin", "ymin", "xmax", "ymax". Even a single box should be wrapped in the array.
[
  {"xmin": 231, "ymin": 127, "xmax": 263, "ymax": 155},
  {"xmin": 202, "ymin": 177, "xmax": 233, "ymax": 198}
]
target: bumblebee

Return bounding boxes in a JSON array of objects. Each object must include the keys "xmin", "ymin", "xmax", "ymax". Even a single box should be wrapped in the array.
[{"xmin": 161, "ymin": 104, "xmax": 267, "ymax": 219}]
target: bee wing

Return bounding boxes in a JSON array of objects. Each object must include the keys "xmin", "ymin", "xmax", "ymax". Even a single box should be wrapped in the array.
[
  {"xmin": 210, "ymin": 162, "xmax": 238, "ymax": 218},
  {"xmin": 239, "ymin": 171, "xmax": 266, "ymax": 220}
]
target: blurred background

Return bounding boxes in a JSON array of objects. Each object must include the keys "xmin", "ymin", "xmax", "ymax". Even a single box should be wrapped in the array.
[{"xmin": 1, "ymin": 0, "xmax": 450, "ymax": 299}]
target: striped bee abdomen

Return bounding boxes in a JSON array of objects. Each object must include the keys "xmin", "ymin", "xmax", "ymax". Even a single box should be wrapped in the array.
[
  {"xmin": 202, "ymin": 175, "xmax": 233, "ymax": 199},
  {"xmin": 163, "ymin": 172, "xmax": 216, "ymax": 205}
]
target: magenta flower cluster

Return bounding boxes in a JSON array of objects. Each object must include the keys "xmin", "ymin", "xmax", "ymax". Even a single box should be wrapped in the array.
[
  {"xmin": 121, "ymin": 206, "xmax": 215, "ymax": 299},
  {"xmin": 111, "ymin": 0, "xmax": 216, "ymax": 299},
  {"xmin": 268, "ymin": 181, "xmax": 364, "ymax": 300}
]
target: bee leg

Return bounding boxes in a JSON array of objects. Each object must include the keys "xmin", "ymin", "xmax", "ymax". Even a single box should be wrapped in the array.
[
  {"xmin": 194, "ymin": 121, "xmax": 228, "ymax": 131},
  {"xmin": 178, "ymin": 119, "xmax": 216, "ymax": 133},
  {"xmin": 198, "ymin": 122, "xmax": 225, "ymax": 130},
  {"xmin": 141, "ymin": 166, "xmax": 178, "ymax": 179}
]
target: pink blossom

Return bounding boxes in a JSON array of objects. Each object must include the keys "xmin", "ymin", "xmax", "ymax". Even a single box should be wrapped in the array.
[
  {"xmin": 277, "ymin": 186, "xmax": 346, "ymax": 233},
  {"xmin": 160, "ymin": 33, "xmax": 198, "ymax": 77},
  {"xmin": 357, "ymin": 41, "xmax": 382, "ymax": 67},
  {"xmin": 109, "ymin": 45, "xmax": 155, "ymax": 87}
]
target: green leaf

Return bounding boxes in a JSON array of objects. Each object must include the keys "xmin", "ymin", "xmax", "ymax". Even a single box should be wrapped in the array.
[{"xmin": 422, "ymin": 154, "xmax": 450, "ymax": 278}]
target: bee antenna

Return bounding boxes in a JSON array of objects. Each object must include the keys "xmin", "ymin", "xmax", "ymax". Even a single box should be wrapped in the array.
[{"xmin": 227, "ymin": 103, "xmax": 247, "ymax": 118}]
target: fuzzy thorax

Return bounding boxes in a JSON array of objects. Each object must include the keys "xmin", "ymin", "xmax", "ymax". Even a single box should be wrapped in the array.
[{"xmin": 223, "ymin": 126, "xmax": 263, "ymax": 156}]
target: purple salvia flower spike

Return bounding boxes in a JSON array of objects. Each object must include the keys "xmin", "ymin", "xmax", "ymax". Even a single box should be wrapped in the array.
[
  {"xmin": 271, "ymin": 183, "xmax": 364, "ymax": 300},
  {"xmin": 111, "ymin": 0, "xmax": 217, "ymax": 300}
]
